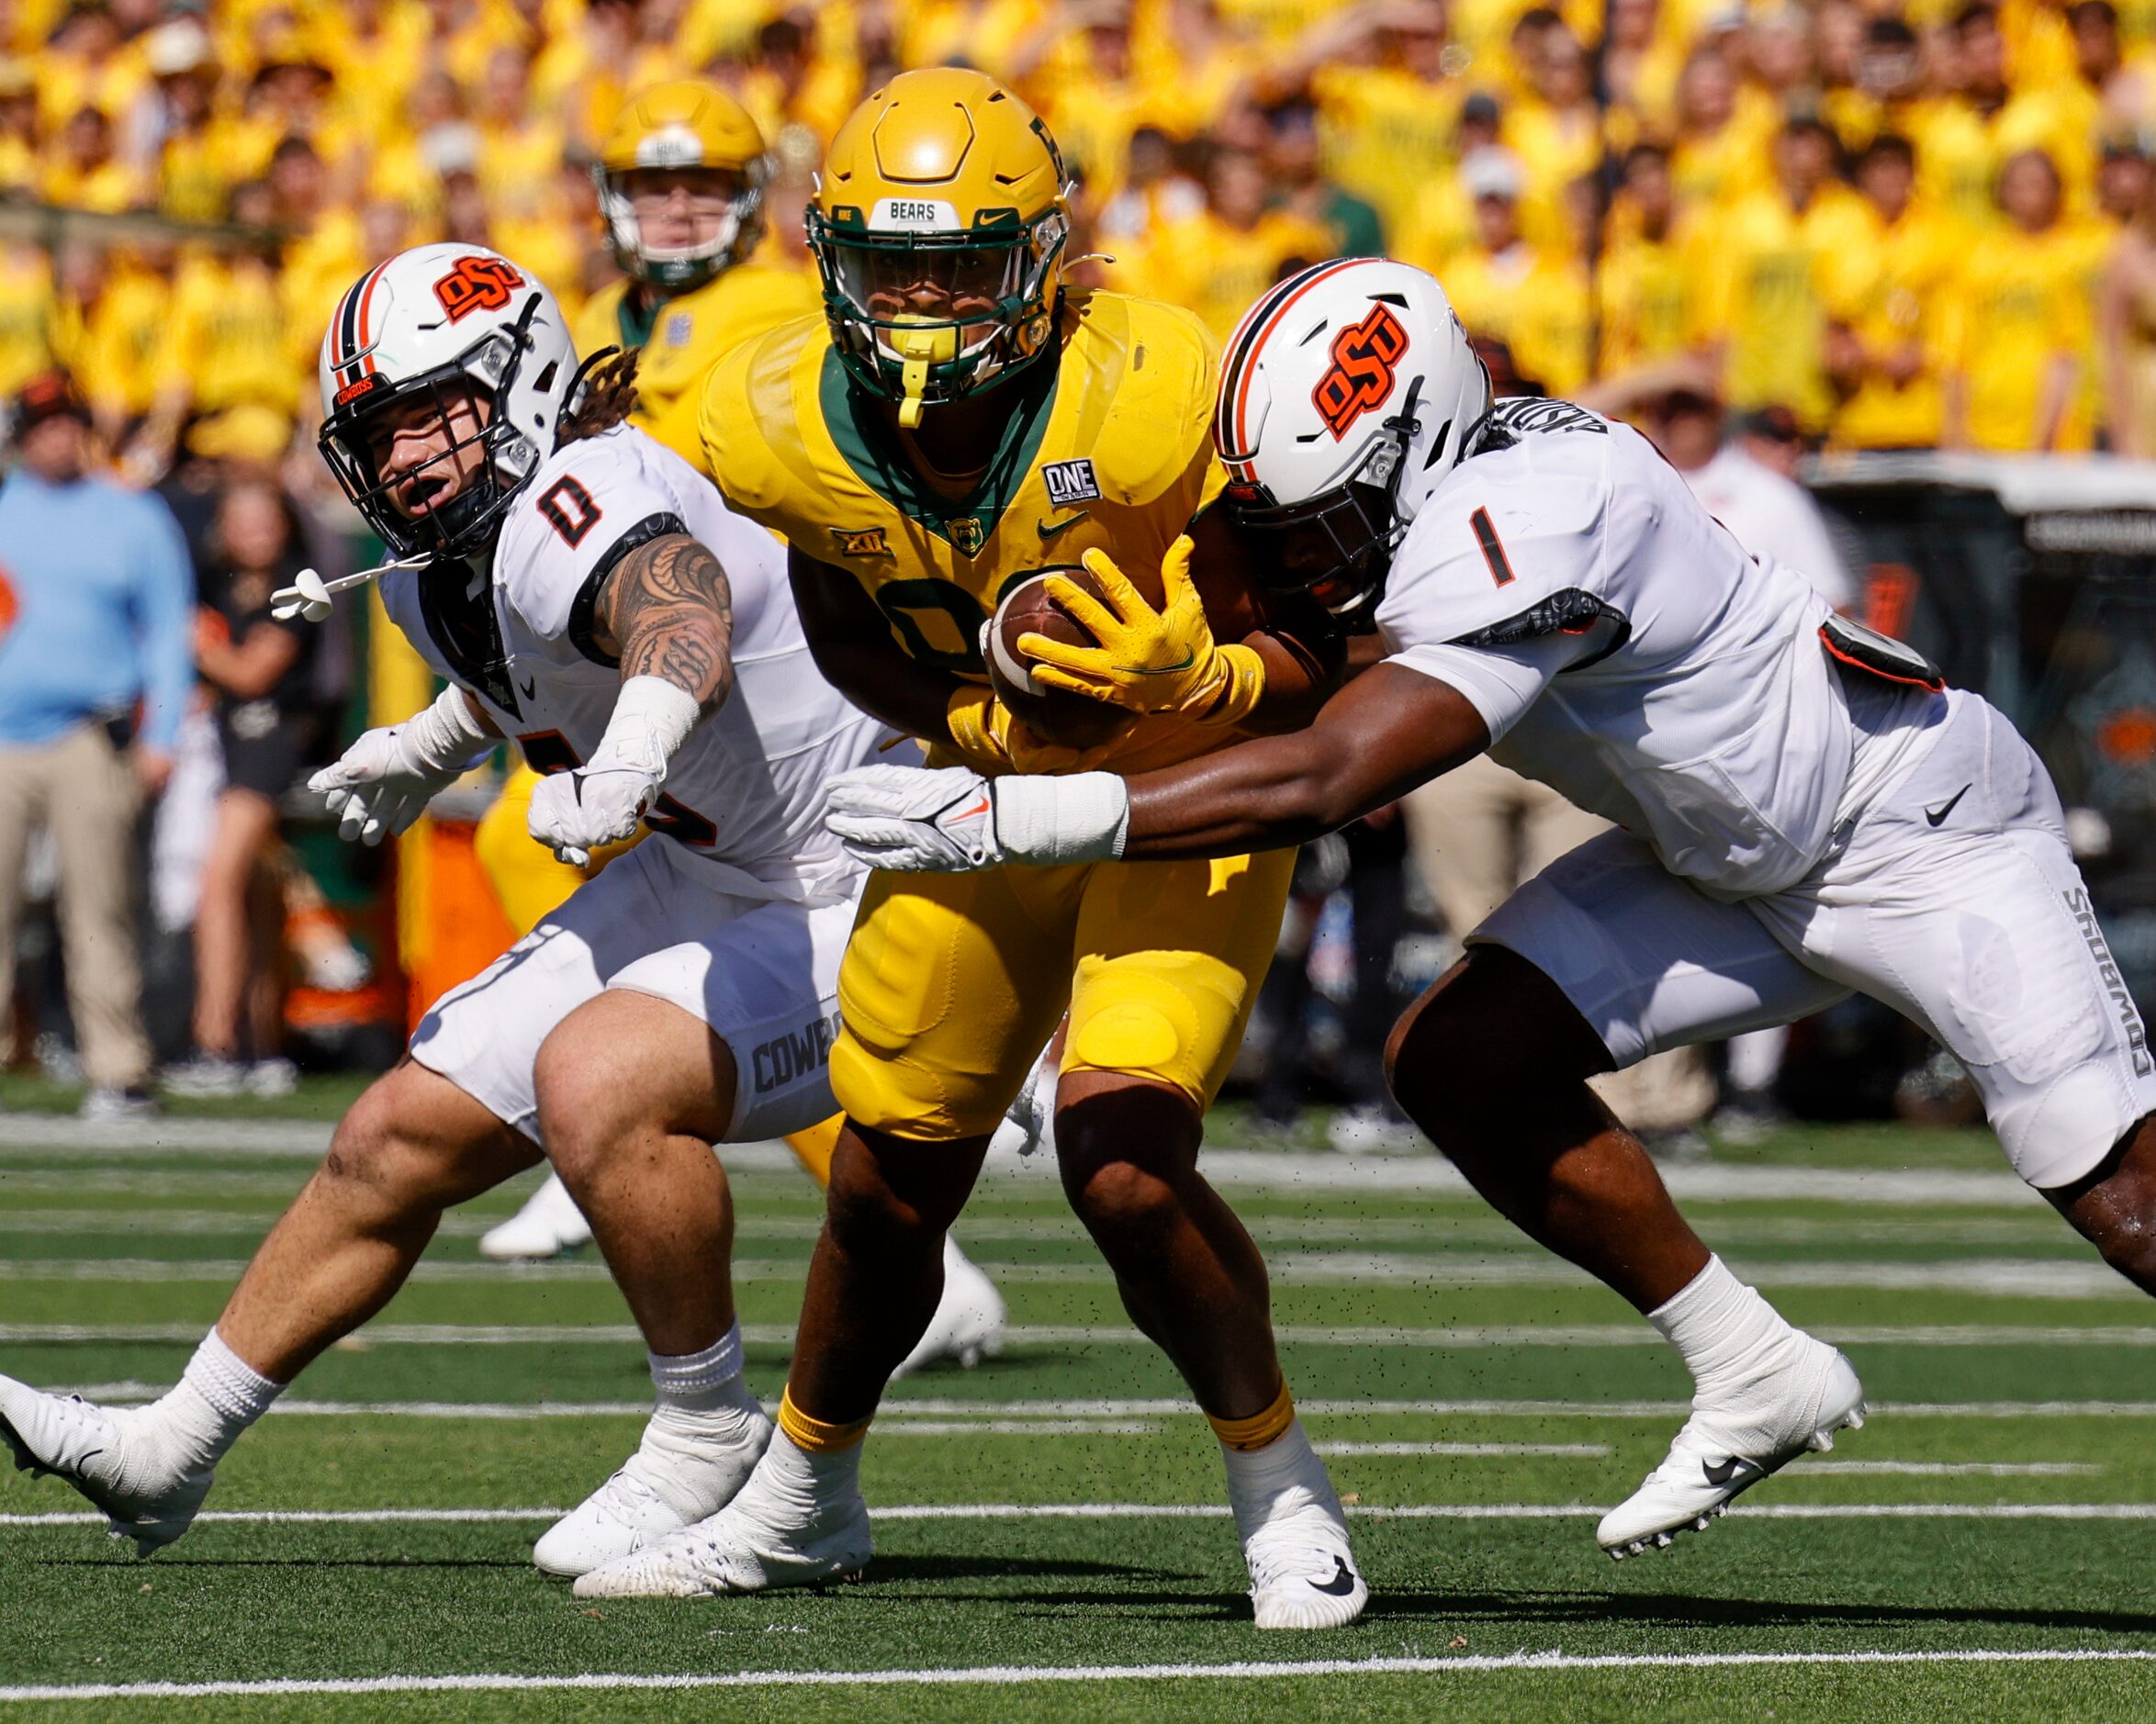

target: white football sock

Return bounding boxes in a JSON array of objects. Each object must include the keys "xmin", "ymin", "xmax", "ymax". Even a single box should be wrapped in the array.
[
  {"xmin": 1649, "ymin": 1255, "xmax": 1802, "ymax": 1399},
  {"xmin": 750, "ymin": 1429, "xmax": 861, "ymax": 1521},
  {"xmin": 1220, "ymin": 1418, "xmax": 1330, "ymax": 1537},
  {"xmin": 647, "ymin": 1322, "xmax": 759, "ymax": 1418},
  {"xmin": 144, "ymin": 1330, "xmax": 284, "ymax": 1472}
]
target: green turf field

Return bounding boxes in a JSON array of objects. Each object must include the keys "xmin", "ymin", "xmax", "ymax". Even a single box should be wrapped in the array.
[{"xmin": 2, "ymin": 1103, "xmax": 2153, "ymax": 1720}]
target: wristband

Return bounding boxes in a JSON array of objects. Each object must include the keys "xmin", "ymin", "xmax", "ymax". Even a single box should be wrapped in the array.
[
  {"xmin": 992, "ymin": 771, "xmax": 1130, "ymax": 864},
  {"xmin": 404, "ymin": 684, "xmax": 495, "ymax": 774},
  {"xmin": 591, "ymin": 675, "xmax": 702, "ymax": 777}
]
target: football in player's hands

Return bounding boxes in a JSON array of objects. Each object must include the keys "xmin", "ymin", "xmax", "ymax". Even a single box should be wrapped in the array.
[{"xmin": 985, "ymin": 568, "xmax": 1136, "ymax": 751}]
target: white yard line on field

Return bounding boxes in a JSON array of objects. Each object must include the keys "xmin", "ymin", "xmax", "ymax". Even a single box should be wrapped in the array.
[
  {"xmin": 7, "ymin": 1503, "xmax": 2156, "ymax": 1530},
  {"xmin": 1796, "ymin": 1461, "xmax": 2100, "ymax": 1476},
  {"xmin": 35, "ymin": 1391, "xmax": 2156, "ymax": 1421},
  {"xmin": 13, "ymin": 1321, "xmax": 2156, "ymax": 1348},
  {"xmin": 4, "ymin": 1253, "xmax": 2135, "ymax": 1299},
  {"xmin": 4, "ymin": 1648, "xmax": 2155, "ymax": 1704},
  {"xmin": 0, "ymin": 1118, "xmax": 2043, "ymax": 1207},
  {"xmin": 1315, "ymin": 1441, "xmax": 1613, "ymax": 1458}
]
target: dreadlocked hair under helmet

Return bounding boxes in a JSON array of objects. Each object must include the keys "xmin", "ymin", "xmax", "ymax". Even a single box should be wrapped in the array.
[{"xmin": 557, "ymin": 345, "xmax": 644, "ymax": 444}]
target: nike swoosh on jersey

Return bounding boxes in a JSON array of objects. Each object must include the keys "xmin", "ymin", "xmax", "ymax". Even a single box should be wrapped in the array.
[
  {"xmin": 1309, "ymin": 1556, "xmax": 1361, "ymax": 1596},
  {"xmin": 1038, "ymin": 511, "xmax": 1089, "ymax": 540},
  {"xmin": 1926, "ymin": 784, "xmax": 1971, "ymax": 827},
  {"xmin": 518, "ymin": 677, "xmax": 537, "ymax": 700}
]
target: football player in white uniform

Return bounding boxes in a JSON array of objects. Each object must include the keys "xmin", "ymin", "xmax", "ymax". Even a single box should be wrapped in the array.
[
  {"xmin": 826, "ymin": 258, "xmax": 2156, "ymax": 1559},
  {"xmin": 0, "ymin": 243, "xmax": 903, "ymax": 1576}
]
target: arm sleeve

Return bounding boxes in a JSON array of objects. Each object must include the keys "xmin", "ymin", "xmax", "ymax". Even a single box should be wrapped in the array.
[
  {"xmin": 132, "ymin": 496, "xmax": 197, "ymax": 751},
  {"xmin": 1384, "ymin": 632, "xmax": 1583, "ymax": 744}
]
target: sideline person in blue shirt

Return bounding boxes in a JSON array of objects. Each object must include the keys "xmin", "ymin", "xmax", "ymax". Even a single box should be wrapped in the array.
[{"xmin": 0, "ymin": 372, "xmax": 194, "ymax": 1118}]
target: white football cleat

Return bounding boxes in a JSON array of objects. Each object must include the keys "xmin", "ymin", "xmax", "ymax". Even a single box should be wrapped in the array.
[
  {"xmin": 1230, "ymin": 1423, "xmax": 1369, "ymax": 1630},
  {"xmin": 571, "ymin": 1472, "xmax": 871, "ymax": 1598},
  {"xmin": 533, "ymin": 1403, "xmax": 774, "ymax": 1578},
  {"xmin": 479, "ymin": 1172, "xmax": 593, "ymax": 1261},
  {"xmin": 0, "ymin": 1375, "xmax": 213, "ymax": 1555},
  {"xmin": 892, "ymin": 1236, "xmax": 1005, "ymax": 1379},
  {"xmin": 1598, "ymin": 1342, "xmax": 1866, "ymax": 1560}
]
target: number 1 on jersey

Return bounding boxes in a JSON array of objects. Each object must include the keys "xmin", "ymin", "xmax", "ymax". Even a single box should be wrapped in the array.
[{"xmin": 1470, "ymin": 507, "xmax": 1515, "ymax": 588}]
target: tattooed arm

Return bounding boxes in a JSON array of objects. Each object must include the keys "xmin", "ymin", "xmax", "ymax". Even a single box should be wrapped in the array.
[
  {"xmin": 525, "ymin": 532, "xmax": 736, "ymax": 866},
  {"xmin": 589, "ymin": 532, "xmax": 736, "ymax": 712}
]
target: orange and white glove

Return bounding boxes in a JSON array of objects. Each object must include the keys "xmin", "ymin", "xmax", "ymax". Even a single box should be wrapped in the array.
[{"xmin": 1020, "ymin": 535, "xmax": 1266, "ymax": 723}]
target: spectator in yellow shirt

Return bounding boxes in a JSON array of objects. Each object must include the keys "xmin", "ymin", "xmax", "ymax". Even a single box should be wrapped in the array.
[
  {"xmin": 41, "ymin": 106, "xmax": 146, "ymax": 213},
  {"xmin": 1828, "ymin": 133, "xmax": 1959, "ymax": 448},
  {"xmin": 1598, "ymin": 143, "xmax": 1696, "ymax": 380},
  {"xmin": 1136, "ymin": 145, "xmax": 1334, "ymax": 341},
  {"xmin": 1396, "ymin": 91, "xmax": 1505, "ymax": 276},
  {"xmin": 1095, "ymin": 124, "xmax": 1207, "ymax": 252},
  {"xmin": 1943, "ymin": 147, "xmax": 2094, "ymax": 449},
  {"xmin": 1289, "ymin": 0, "xmax": 1465, "ymax": 242},
  {"xmin": 142, "ymin": 17, "xmax": 230, "ymax": 225},
  {"xmin": 1264, "ymin": 96, "xmax": 1387, "ymax": 257},
  {"xmin": 1438, "ymin": 145, "xmax": 1593, "ymax": 397},
  {"xmin": 0, "ymin": 242, "xmax": 53, "ymax": 398},
  {"xmin": 1909, "ymin": 4, "xmax": 2088, "ymax": 229},
  {"xmin": 1669, "ymin": 46, "xmax": 1772, "ymax": 214},
  {"xmin": 0, "ymin": 62, "xmax": 34, "ymax": 196},
  {"xmin": 51, "ymin": 241, "xmax": 170, "ymax": 444},
  {"xmin": 1695, "ymin": 116, "xmax": 1875, "ymax": 433}
]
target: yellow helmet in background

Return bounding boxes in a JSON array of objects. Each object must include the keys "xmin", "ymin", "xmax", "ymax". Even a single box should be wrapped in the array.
[
  {"xmin": 596, "ymin": 79, "xmax": 770, "ymax": 292},
  {"xmin": 807, "ymin": 68, "xmax": 1072, "ymax": 427}
]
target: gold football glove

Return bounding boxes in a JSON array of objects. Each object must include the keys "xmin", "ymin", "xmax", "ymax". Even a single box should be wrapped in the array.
[
  {"xmin": 1021, "ymin": 536, "xmax": 1266, "ymax": 724},
  {"xmin": 946, "ymin": 684, "xmax": 1117, "ymax": 777}
]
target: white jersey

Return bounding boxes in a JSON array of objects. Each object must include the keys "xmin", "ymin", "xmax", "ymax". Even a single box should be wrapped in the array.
[
  {"xmin": 380, "ymin": 424, "xmax": 886, "ymax": 904},
  {"xmin": 1376, "ymin": 398, "xmax": 1871, "ymax": 898}
]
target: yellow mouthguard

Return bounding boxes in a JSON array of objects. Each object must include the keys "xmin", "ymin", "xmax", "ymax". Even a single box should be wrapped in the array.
[{"xmin": 889, "ymin": 322, "xmax": 958, "ymax": 429}]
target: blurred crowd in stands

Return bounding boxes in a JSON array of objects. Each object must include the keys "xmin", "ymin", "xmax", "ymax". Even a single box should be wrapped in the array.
[
  {"xmin": 0, "ymin": 0, "xmax": 2068, "ymax": 1132},
  {"xmin": 4, "ymin": 0, "xmax": 2156, "ymax": 463}
]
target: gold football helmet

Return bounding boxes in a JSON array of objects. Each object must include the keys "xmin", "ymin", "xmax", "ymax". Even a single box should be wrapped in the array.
[
  {"xmin": 595, "ymin": 79, "xmax": 770, "ymax": 291},
  {"xmin": 807, "ymin": 68, "xmax": 1072, "ymax": 426}
]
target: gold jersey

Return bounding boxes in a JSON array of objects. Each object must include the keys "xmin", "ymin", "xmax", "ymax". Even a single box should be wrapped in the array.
[
  {"xmin": 574, "ymin": 261, "xmax": 818, "ymax": 433},
  {"xmin": 697, "ymin": 289, "xmax": 1228, "ymax": 773}
]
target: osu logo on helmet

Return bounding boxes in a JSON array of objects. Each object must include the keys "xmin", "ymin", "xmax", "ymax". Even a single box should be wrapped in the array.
[
  {"xmin": 433, "ymin": 255, "xmax": 526, "ymax": 322},
  {"xmin": 1311, "ymin": 304, "xmax": 1409, "ymax": 439}
]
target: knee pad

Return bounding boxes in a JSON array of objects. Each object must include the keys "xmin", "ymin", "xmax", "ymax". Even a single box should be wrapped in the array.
[
  {"xmin": 831, "ymin": 1028, "xmax": 1012, "ymax": 1142},
  {"xmin": 1066, "ymin": 952, "xmax": 1247, "ymax": 1106}
]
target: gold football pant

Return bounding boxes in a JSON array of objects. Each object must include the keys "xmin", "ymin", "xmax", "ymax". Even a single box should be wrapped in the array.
[{"xmin": 834, "ymin": 850, "xmax": 1297, "ymax": 1140}]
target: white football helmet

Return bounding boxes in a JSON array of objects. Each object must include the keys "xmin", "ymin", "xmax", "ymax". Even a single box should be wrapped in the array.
[
  {"xmin": 1216, "ymin": 258, "xmax": 1489, "ymax": 623},
  {"xmin": 318, "ymin": 242, "xmax": 579, "ymax": 562}
]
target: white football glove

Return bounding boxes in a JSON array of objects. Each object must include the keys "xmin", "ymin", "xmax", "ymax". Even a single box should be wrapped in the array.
[
  {"xmin": 822, "ymin": 764, "xmax": 1004, "ymax": 872},
  {"xmin": 824, "ymin": 765, "xmax": 1131, "ymax": 871},
  {"xmin": 526, "ymin": 757, "xmax": 660, "ymax": 868},
  {"xmin": 526, "ymin": 676, "xmax": 704, "ymax": 868},
  {"xmin": 309, "ymin": 688, "xmax": 492, "ymax": 847}
]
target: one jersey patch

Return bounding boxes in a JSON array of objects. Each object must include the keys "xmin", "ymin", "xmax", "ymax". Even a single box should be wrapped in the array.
[{"xmin": 1041, "ymin": 457, "xmax": 1101, "ymax": 506}]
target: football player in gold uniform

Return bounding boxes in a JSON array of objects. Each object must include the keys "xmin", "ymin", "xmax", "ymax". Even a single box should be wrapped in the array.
[
  {"xmin": 472, "ymin": 81, "xmax": 1002, "ymax": 1375},
  {"xmin": 574, "ymin": 69, "xmax": 1367, "ymax": 1629}
]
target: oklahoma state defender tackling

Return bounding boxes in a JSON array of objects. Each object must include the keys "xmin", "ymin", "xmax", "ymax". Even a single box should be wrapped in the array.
[{"xmin": 583, "ymin": 69, "xmax": 1366, "ymax": 1629}]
